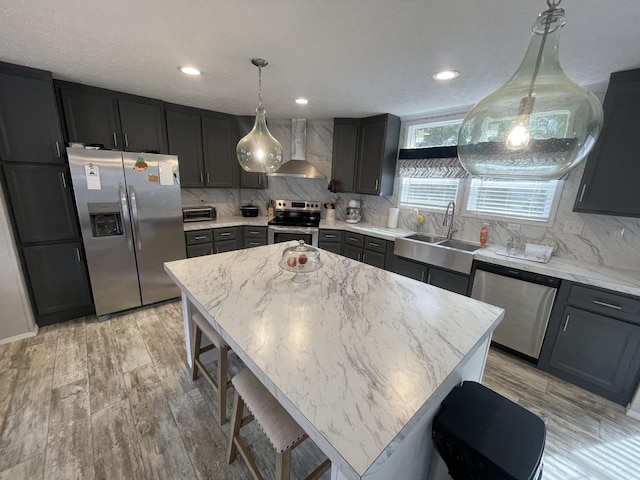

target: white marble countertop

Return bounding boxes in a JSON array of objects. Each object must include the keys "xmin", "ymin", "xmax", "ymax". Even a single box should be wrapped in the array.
[
  {"xmin": 182, "ymin": 217, "xmax": 640, "ymax": 297},
  {"xmin": 164, "ymin": 242, "xmax": 504, "ymax": 478}
]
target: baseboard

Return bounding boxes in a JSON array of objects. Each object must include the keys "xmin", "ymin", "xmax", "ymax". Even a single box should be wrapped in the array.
[{"xmin": 0, "ymin": 327, "xmax": 38, "ymax": 345}]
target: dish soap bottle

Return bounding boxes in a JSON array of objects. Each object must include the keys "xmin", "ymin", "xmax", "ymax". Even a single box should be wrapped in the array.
[{"xmin": 480, "ymin": 223, "xmax": 489, "ymax": 247}]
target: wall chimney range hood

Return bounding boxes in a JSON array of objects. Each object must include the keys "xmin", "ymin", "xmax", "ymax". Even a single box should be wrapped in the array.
[{"xmin": 267, "ymin": 119, "xmax": 326, "ymax": 178}]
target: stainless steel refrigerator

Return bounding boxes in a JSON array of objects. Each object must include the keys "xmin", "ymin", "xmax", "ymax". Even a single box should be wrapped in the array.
[{"xmin": 68, "ymin": 148, "xmax": 185, "ymax": 317}]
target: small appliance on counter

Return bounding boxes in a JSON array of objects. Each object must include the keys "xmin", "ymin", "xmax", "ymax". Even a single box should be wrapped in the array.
[
  {"xmin": 346, "ymin": 199, "xmax": 362, "ymax": 224},
  {"xmin": 240, "ymin": 204, "xmax": 260, "ymax": 217},
  {"xmin": 182, "ymin": 205, "xmax": 217, "ymax": 222}
]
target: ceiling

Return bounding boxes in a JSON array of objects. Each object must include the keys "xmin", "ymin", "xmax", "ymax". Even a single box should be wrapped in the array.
[{"xmin": 1, "ymin": 1, "xmax": 639, "ymax": 120}]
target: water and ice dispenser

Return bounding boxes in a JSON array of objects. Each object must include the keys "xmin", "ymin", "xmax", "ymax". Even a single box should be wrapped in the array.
[{"xmin": 88, "ymin": 203, "xmax": 123, "ymax": 237}]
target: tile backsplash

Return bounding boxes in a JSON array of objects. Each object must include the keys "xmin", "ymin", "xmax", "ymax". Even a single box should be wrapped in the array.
[{"xmin": 181, "ymin": 120, "xmax": 640, "ymax": 272}]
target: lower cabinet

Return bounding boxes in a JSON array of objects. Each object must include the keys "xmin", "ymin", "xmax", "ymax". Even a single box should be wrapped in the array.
[
  {"xmin": 318, "ymin": 229, "xmax": 343, "ymax": 254},
  {"xmin": 243, "ymin": 226, "xmax": 267, "ymax": 248},
  {"xmin": 392, "ymin": 256, "xmax": 470, "ymax": 296},
  {"xmin": 539, "ymin": 281, "xmax": 640, "ymax": 405},
  {"xmin": 185, "ymin": 227, "xmax": 244, "ymax": 258},
  {"xmin": 22, "ymin": 242, "xmax": 94, "ymax": 324},
  {"xmin": 341, "ymin": 233, "xmax": 390, "ymax": 269}
]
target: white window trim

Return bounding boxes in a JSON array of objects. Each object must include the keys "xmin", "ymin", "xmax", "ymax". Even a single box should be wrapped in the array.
[{"xmin": 457, "ymin": 179, "xmax": 564, "ymax": 228}]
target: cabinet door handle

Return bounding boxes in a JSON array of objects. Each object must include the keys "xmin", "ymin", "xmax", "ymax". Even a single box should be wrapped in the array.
[
  {"xmin": 249, "ymin": 231, "xmax": 260, "ymax": 235},
  {"xmin": 563, "ymin": 315, "xmax": 570, "ymax": 332},
  {"xmin": 357, "ymin": 252, "xmax": 361, "ymax": 262},
  {"xmin": 193, "ymin": 235, "xmax": 207, "ymax": 240},
  {"xmin": 216, "ymin": 247, "xmax": 220, "ymax": 254},
  {"xmin": 76, "ymin": 248, "xmax": 81, "ymax": 263},
  {"xmin": 427, "ymin": 272, "xmax": 432, "ymax": 284},
  {"xmin": 369, "ymin": 242, "xmax": 380, "ymax": 248},
  {"xmin": 258, "ymin": 175, "xmax": 262, "ymax": 185},
  {"xmin": 375, "ymin": 179, "xmax": 379, "ymax": 191},
  {"xmin": 112, "ymin": 132, "xmax": 118, "ymax": 147},
  {"xmin": 593, "ymin": 300, "xmax": 622, "ymax": 310},
  {"xmin": 55, "ymin": 141, "xmax": 61, "ymax": 158},
  {"xmin": 59, "ymin": 172, "xmax": 67, "ymax": 188},
  {"xmin": 579, "ymin": 184, "xmax": 587, "ymax": 203},
  {"xmin": 207, "ymin": 172, "xmax": 210, "ymax": 184},
  {"xmin": 200, "ymin": 172, "xmax": 203, "ymax": 184},
  {"xmin": 124, "ymin": 133, "xmax": 129, "ymax": 148},
  {"xmin": 220, "ymin": 232, "xmax": 231, "ymax": 237},
  {"xmin": 420, "ymin": 271, "xmax": 425, "ymax": 282},
  {"xmin": 326, "ymin": 234, "xmax": 336, "ymax": 238}
]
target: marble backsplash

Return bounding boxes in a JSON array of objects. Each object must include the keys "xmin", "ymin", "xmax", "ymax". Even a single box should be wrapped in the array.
[{"xmin": 181, "ymin": 120, "xmax": 640, "ymax": 272}]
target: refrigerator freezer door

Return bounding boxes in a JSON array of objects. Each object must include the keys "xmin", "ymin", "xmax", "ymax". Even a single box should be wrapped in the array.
[
  {"xmin": 122, "ymin": 153, "xmax": 185, "ymax": 305},
  {"xmin": 68, "ymin": 149, "xmax": 142, "ymax": 316}
]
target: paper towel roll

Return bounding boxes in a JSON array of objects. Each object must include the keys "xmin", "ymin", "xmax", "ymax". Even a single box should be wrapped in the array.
[{"xmin": 387, "ymin": 207, "xmax": 400, "ymax": 229}]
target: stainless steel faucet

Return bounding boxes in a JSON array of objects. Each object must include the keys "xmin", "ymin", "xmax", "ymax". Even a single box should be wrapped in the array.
[{"xmin": 443, "ymin": 201, "xmax": 457, "ymax": 239}]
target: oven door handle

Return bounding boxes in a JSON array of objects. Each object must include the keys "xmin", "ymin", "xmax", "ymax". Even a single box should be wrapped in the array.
[{"xmin": 268, "ymin": 226, "xmax": 318, "ymax": 234}]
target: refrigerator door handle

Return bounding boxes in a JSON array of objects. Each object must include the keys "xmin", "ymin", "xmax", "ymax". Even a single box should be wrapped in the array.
[
  {"xmin": 129, "ymin": 186, "xmax": 142, "ymax": 251},
  {"xmin": 119, "ymin": 184, "xmax": 134, "ymax": 251}
]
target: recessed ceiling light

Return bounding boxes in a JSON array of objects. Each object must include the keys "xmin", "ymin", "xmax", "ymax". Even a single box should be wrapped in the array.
[
  {"xmin": 179, "ymin": 66, "xmax": 201, "ymax": 76},
  {"xmin": 433, "ymin": 70, "xmax": 459, "ymax": 81},
  {"xmin": 295, "ymin": 98, "xmax": 309, "ymax": 105}
]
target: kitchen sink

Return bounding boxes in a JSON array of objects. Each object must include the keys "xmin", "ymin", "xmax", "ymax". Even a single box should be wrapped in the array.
[
  {"xmin": 406, "ymin": 233, "xmax": 447, "ymax": 243},
  {"xmin": 394, "ymin": 234, "xmax": 481, "ymax": 274},
  {"xmin": 437, "ymin": 239, "xmax": 482, "ymax": 252}
]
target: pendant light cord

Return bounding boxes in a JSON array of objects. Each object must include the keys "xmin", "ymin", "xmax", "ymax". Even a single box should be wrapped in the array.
[
  {"xmin": 257, "ymin": 65, "xmax": 263, "ymax": 109},
  {"xmin": 521, "ymin": 0, "xmax": 561, "ymax": 115}
]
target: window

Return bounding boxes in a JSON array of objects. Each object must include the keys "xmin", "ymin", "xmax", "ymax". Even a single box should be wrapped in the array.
[
  {"xmin": 399, "ymin": 117, "xmax": 564, "ymax": 224},
  {"xmin": 399, "ymin": 178, "xmax": 459, "ymax": 209},
  {"xmin": 460, "ymin": 178, "xmax": 562, "ymax": 225}
]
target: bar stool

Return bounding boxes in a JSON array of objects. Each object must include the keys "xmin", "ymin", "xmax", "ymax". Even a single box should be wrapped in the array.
[
  {"xmin": 432, "ymin": 381, "xmax": 546, "ymax": 480},
  {"xmin": 191, "ymin": 312, "xmax": 232, "ymax": 424},
  {"xmin": 227, "ymin": 368, "xmax": 331, "ymax": 480}
]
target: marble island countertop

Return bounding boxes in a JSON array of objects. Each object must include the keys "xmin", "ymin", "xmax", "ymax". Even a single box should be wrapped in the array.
[
  {"xmin": 182, "ymin": 216, "xmax": 640, "ymax": 298},
  {"xmin": 164, "ymin": 242, "xmax": 504, "ymax": 478}
]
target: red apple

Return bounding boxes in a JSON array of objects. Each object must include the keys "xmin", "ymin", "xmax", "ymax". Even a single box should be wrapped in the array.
[
  {"xmin": 298, "ymin": 254, "xmax": 308, "ymax": 265},
  {"xmin": 286, "ymin": 257, "xmax": 297, "ymax": 267}
]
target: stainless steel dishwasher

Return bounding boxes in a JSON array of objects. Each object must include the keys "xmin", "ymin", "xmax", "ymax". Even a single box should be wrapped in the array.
[{"xmin": 471, "ymin": 261, "xmax": 560, "ymax": 361}]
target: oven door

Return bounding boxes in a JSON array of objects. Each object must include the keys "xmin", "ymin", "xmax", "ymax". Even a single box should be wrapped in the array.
[{"xmin": 268, "ymin": 226, "xmax": 319, "ymax": 247}]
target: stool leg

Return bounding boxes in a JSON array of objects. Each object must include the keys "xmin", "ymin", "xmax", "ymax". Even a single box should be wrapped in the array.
[
  {"xmin": 275, "ymin": 449, "xmax": 292, "ymax": 480},
  {"xmin": 227, "ymin": 390, "xmax": 244, "ymax": 464},
  {"xmin": 191, "ymin": 326, "xmax": 202, "ymax": 380},
  {"xmin": 218, "ymin": 346, "xmax": 228, "ymax": 424}
]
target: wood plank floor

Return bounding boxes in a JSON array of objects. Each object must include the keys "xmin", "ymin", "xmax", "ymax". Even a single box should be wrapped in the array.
[{"xmin": 0, "ymin": 300, "xmax": 638, "ymax": 479}]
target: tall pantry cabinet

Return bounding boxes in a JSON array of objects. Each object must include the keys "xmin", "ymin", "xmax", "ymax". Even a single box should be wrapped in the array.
[{"xmin": 0, "ymin": 61, "xmax": 94, "ymax": 326}]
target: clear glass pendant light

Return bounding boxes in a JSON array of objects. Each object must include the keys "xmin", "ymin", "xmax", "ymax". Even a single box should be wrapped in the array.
[
  {"xmin": 237, "ymin": 58, "xmax": 284, "ymax": 173},
  {"xmin": 457, "ymin": 0, "xmax": 603, "ymax": 180}
]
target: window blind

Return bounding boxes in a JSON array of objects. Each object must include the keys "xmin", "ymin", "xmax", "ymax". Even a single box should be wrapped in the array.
[
  {"xmin": 399, "ymin": 177, "xmax": 459, "ymax": 209},
  {"xmin": 465, "ymin": 179, "xmax": 558, "ymax": 221}
]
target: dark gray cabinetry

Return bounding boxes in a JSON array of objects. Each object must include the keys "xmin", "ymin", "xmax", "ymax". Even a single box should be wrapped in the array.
[
  {"xmin": 243, "ymin": 226, "xmax": 267, "ymax": 248},
  {"xmin": 574, "ymin": 68, "xmax": 640, "ymax": 217},
  {"xmin": 341, "ymin": 232, "xmax": 389, "ymax": 268},
  {"xmin": 539, "ymin": 281, "xmax": 640, "ymax": 405},
  {"xmin": 166, "ymin": 108, "xmax": 204, "ymax": 187},
  {"xmin": 185, "ymin": 229, "xmax": 214, "ymax": 258},
  {"xmin": 0, "ymin": 63, "xmax": 93, "ymax": 326},
  {"xmin": 202, "ymin": 114, "xmax": 237, "ymax": 188},
  {"xmin": 392, "ymin": 256, "xmax": 470, "ymax": 295},
  {"xmin": 0, "ymin": 68, "xmax": 64, "ymax": 164},
  {"xmin": 57, "ymin": 82, "xmax": 121, "ymax": 149},
  {"xmin": 331, "ymin": 114, "xmax": 400, "ymax": 196},
  {"xmin": 3, "ymin": 164, "xmax": 78, "ymax": 243},
  {"xmin": 236, "ymin": 116, "xmax": 267, "ymax": 189},
  {"xmin": 23, "ymin": 242, "xmax": 92, "ymax": 318},
  {"xmin": 343, "ymin": 232, "xmax": 365, "ymax": 261},
  {"xmin": 57, "ymin": 81, "xmax": 168, "ymax": 153},
  {"xmin": 213, "ymin": 227, "xmax": 241, "ymax": 253},
  {"xmin": 330, "ymin": 119, "xmax": 360, "ymax": 192},
  {"xmin": 318, "ymin": 229, "xmax": 344, "ymax": 254}
]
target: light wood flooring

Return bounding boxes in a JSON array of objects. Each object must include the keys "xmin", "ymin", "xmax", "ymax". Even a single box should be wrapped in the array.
[{"xmin": 0, "ymin": 300, "xmax": 638, "ymax": 479}]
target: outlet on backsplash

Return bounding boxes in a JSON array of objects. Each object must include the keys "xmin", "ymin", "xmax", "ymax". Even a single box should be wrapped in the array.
[{"xmin": 564, "ymin": 220, "xmax": 585, "ymax": 235}]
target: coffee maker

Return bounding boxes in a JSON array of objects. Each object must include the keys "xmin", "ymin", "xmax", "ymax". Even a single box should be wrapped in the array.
[{"xmin": 346, "ymin": 199, "xmax": 362, "ymax": 224}]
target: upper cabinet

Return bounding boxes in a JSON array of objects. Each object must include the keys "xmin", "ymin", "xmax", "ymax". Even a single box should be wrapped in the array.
[
  {"xmin": 573, "ymin": 68, "xmax": 640, "ymax": 217},
  {"xmin": 56, "ymin": 81, "xmax": 168, "ymax": 153},
  {"xmin": 165, "ymin": 104, "xmax": 237, "ymax": 188},
  {"xmin": 0, "ymin": 63, "xmax": 65, "ymax": 164},
  {"xmin": 331, "ymin": 113, "xmax": 400, "ymax": 196}
]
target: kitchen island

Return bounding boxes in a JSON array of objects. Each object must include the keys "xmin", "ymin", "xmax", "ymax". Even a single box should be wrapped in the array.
[{"xmin": 164, "ymin": 242, "xmax": 504, "ymax": 480}]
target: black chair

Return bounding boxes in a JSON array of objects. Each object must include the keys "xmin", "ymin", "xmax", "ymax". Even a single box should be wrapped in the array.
[{"xmin": 433, "ymin": 381, "xmax": 545, "ymax": 480}]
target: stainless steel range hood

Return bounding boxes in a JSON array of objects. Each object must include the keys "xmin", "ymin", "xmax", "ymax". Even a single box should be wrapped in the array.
[{"xmin": 267, "ymin": 119, "xmax": 326, "ymax": 178}]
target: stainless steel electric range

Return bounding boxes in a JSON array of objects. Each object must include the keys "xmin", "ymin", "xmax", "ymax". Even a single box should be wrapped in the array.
[{"xmin": 267, "ymin": 199, "xmax": 321, "ymax": 247}]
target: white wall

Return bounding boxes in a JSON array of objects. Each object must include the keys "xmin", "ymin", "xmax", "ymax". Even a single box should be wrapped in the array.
[{"xmin": 0, "ymin": 183, "xmax": 36, "ymax": 342}]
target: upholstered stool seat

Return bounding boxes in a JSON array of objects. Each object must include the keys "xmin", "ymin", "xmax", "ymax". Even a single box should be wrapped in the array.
[
  {"xmin": 191, "ymin": 312, "xmax": 232, "ymax": 424},
  {"xmin": 227, "ymin": 368, "xmax": 331, "ymax": 480}
]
